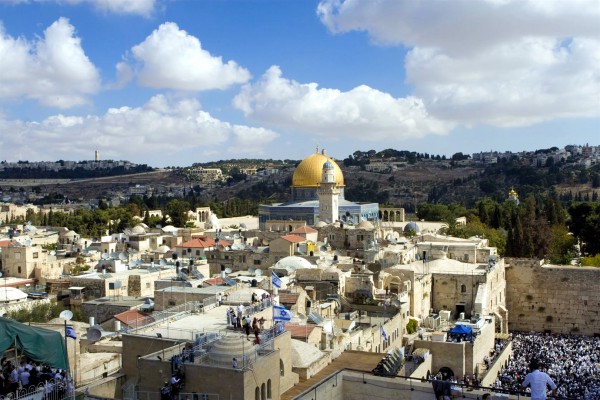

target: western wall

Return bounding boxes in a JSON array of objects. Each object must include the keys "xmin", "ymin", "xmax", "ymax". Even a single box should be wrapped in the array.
[{"xmin": 505, "ymin": 258, "xmax": 600, "ymax": 336}]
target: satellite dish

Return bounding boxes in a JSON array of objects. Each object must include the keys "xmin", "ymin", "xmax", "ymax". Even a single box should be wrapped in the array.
[
  {"xmin": 240, "ymin": 223, "xmax": 247, "ymax": 229},
  {"xmin": 325, "ymin": 259, "xmax": 333, "ymax": 266},
  {"xmin": 159, "ymin": 259, "xmax": 167, "ymax": 267},
  {"xmin": 59, "ymin": 310, "xmax": 73, "ymax": 321},
  {"xmin": 50, "ymin": 250, "xmax": 56, "ymax": 256},
  {"xmin": 248, "ymin": 268, "xmax": 255, "ymax": 274},
  {"xmin": 255, "ymin": 269, "xmax": 262, "ymax": 277},
  {"xmin": 224, "ymin": 268, "xmax": 232, "ymax": 274},
  {"xmin": 24, "ymin": 239, "xmax": 32, "ymax": 246},
  {"xmin": 128, "ymin": 261, "xmax": 135, "ymax": 269},
  {"xmin": 87, "ymin": 325, "xmax": 102, "ymax": 342},
  {"xmin": 101, "ymin": 253, "xmax": 110, "ymax": 260},
  {"xmin": 110, "ymin": 252, "xmax": 119, "ymax": 258},
  {"xmin": 118, "ymin": 253, "xmax": 127, "ymax": 261}
]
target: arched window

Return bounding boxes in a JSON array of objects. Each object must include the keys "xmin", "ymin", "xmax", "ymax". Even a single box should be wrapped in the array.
[
  {"xmin": 255, "ymin": 387, "xmax": 259, "ymax": 400},
  {"xmin": 18, "ymin": 266, "xmax": 22, "ymax": 274},
  {"xmin": 461, "ymin": 284, "xmax": 466, "ymax": 293},
  {"xmin": 280, "ymin": 359, "xmax": 285, "ymax": 376},
  {"xmin": 267, "ymin": 379, "xmax": 272, "ymax": 399},
  {"xmin": 261, "ymin": 383, "xmax": 266, "ymax": 400}
]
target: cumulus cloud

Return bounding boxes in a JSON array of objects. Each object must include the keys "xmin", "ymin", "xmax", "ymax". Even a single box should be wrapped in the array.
[
  {"xmin": 233, "ymin": 66, "xmax": 450, "ymax": 141},
  {"xmin": 317, "ymin": 0, "xmax": 600, "ymax": 127},
  {"xmin": 128, "ymin": 22, "xmax": 251, "ymax": 91},
  {"xmin": 0, "ymin": 18, "xmax": 100, "ymax": 108},
  {"xmin": 0, "ymin": 95, "xmax": 278, "ymax": 164},
  {"xmin": 4, "ymin": 0, "xmax": 156, "ymax": 17}
]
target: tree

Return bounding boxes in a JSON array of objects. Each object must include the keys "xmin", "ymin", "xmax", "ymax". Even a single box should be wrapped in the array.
[{"xmin": 165, "ymin": 199, "xmax": 191, "ymax": 228}]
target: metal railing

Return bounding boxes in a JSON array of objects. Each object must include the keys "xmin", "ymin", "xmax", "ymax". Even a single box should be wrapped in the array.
[
  {"xmin": 125, "ymin": 390, "xmax": 219, "ymax": 400},
  {"xmin": 2, "ymin": 378, "xmax": 75, "ymax": 400}
]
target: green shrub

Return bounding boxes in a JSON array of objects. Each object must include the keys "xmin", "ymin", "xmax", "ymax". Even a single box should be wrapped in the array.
[{"xmin": 406, "ymin": 319, "xmax": 418, "ymax": 334}]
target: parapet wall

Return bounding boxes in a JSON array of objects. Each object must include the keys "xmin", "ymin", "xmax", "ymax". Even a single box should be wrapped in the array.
[{"xmin": 505, "ymin": 258, "xmax": 600, "ymax": 336}]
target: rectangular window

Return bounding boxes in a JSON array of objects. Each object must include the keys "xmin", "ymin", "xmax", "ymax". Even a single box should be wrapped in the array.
[
  {"xmin": 33, "ymin": 252, "xmax": 39, "ymax": 259},
  {"xmin": 196, "ymin": 250, "xmax": 200, "ymax": 256},
  {"xmin": 254, "ymin": 260, "xmax": 261, "ymax": 265}
]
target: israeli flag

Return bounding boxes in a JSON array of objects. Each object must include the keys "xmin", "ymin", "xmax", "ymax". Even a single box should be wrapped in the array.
[
  {"xmin": 65, "ymin": 326, "xmax": 77, "ymax": 340},
  {"xmin": 380, "ymin": 324, "xmax": 388, "ymax": 341},
  {"xmin": 273, "ymin": 305, "xmax": 293, "ymax": 321},
  {"xmin": 271, "ymin": 272, "xmax": 282, "ymax": 289}
]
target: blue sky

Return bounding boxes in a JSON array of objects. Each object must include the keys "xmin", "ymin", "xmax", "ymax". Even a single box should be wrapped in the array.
[{"xmin": 0, "ymin": 0, "xmax": 598, "ymax": 167}]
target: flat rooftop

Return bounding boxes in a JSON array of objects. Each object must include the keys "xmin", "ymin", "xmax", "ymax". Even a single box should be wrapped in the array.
[
  {"xmin": 131, "ymin": 303, "xmax": 274, "ymax": 340},
  {"xmin": 392, "ymin": 258, "xmax": 490, "ymax": 275}
]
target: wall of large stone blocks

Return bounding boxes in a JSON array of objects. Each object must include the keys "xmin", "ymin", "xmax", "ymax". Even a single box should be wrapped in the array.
[
  {"xmin": 505, "ymin": 258, "xmax": 600, "ymax": 336},
  {"xmin": 413, "ymin": 340, "xmax": 465, "ymax": 377}
]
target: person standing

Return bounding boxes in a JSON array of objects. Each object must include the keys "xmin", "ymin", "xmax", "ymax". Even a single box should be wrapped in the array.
[{"xmin": 522, "ymin": 359, "xmax": 557, "ymax": 400}]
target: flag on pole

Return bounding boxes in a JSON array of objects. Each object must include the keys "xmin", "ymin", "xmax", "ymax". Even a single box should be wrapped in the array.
[
  {"xmin": 65, "ymin": 326, "xmax": 77, "ymax": 339},
  {"xmin": 273, "ymin": 305, "xmax": 293, "ymax": 321},
  {"xmin": 271, "ymin": 272, "xmax": 282, "ymax": 289},
  {"xmin": 380, "ymin": 324, "xmax": 388, "ymax": 341}
]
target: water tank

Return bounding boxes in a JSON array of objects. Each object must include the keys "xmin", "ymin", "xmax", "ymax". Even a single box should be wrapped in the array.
[{"xmin": 459, "ymin": 312, "xmax": 465, "ymax": 320}]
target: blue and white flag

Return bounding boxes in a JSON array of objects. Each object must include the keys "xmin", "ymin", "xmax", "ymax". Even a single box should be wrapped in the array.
[
  {"xmin": 65, "ymin": 326, "xmax": 77, "ymax": 339},
  {"xmin": 271, "ymin": 272, "xmax": 282, "ymax": 289},
  {"xmin": 273, "ymin": 305, "xmax": 293, "ymax": 321},
  {"xmin": 380, "ymin": 324, "xmax": 388, "ymax": 341}
]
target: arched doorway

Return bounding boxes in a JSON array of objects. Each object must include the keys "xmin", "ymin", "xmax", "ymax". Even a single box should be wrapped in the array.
[{"xmin": 438, "ymin": 367, "xmax": 454, "ymax": 380}]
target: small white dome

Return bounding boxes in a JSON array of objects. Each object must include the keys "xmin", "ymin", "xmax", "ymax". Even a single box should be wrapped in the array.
[
  {"xmin": 162, "ymin": 225, "xmax": 177, "ymax": 232},
  {"xmin": 275, "ymin": 256, "xmax": 314, "ymax": 271},
  {"xmin": 132, "ymin": 225, "xmax": 146, "ymax": 234},
  {"xmin": 156, "ymin": 245, "xmax": 170, "ymax": 254}
]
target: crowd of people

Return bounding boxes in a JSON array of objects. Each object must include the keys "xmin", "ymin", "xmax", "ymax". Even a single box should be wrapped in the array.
[
  {"xmin": 493, "ymin": 331, "xmax": 600, "ymax": 399},
  {"xmin": 0, "ymin": 357, "xmax": 72, "ymax": 399}
]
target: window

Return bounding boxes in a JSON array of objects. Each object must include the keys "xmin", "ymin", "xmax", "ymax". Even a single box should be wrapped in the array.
[
  {"xmin": 461, "ymin": 284, "xmax": 466, "ymax": 293},
  {"xmin": 255, "ymin": 387, "xmax": 259, "ymax": 400},
  {"xmin": 254, "ymin": 260, "xmax": 261, "ymax": 265},
  {"xmin": 280, "ymin": 359, "xmax": 285, "ymax": 376},
  {"xmin": 267, "ymin": 379, "xmax": 272, "ymax": 399},
  {"xmin": 196, "ymin": 250, "xmax": 200, "ymax": 256},
  {"xmin": 18, "ymin": 266, "xmax": 22, "ymax": 274},
  {"xmin": 33, "ymin": 252, "xmax": 38, "ymax": 259}
]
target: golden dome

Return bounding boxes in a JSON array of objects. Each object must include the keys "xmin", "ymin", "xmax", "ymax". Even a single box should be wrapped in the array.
[{"xmin": 292, "ymin": 151, "xmax": 345, "ymax": 187}]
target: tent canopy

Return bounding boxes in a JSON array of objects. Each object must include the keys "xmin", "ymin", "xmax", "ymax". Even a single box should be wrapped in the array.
[
  {"xmin": 449, "ymin": 324, "xmax": 472, "ymax": 335},
  {"xmin": 0, "ymin": 317, "xmax": 69, "ymax": 370}
]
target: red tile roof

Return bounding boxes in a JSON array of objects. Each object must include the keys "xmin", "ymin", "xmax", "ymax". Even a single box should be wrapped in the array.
[
  {"xmin": 204, "ymin": 277, "xmax": 226, "ymax": 286},
  {"xmin": 290, "ymin": 226, "xmax": 317, "ymax": 234},
  {"xmin": 285, "ymin": 323, "xmax": 318, "ymax": 339},
  {"xmin": 115, "ymin": 309, "xmax": 153, "ymax": 326},
  {"xmin": 280, "ymin": 234, "xmax": 306, "ymax": 243},
  {"xmin": 177, "ymin": 236, "xmax": 215, "ymax": 248},
  {"xmin": 0, "ymin": 240, "xmax": 12, "ymax": 248},
  {"xmin": 278, "ymin": 292, "xmax": 300, "ymax": 305}
]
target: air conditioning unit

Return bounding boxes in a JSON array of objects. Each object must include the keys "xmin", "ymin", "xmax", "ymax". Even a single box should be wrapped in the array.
[{"xmin": 459, "ymin": 312, "xmax": 465, "ymax": 320}]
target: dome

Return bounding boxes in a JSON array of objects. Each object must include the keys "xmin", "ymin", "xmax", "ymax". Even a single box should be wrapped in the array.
[
  {"xmin": 291, "ymin": 339, "xmax": 325, "ymax": 368},
  {"xmin": 275, "ymin": 256, "xmax": 314, "ymax": 270},
  {"xmin": 404, "ymin": 222, "xmax": 420, "ymax": 234},
  {"xmin": 315, "ymin": 221, "xmax": 328, "ymax": 228},
  {"xmin": 131, "ymin": 225, "xmax": 146, "ymax": 235},
  {"xmin": 162, "ymin": 225, "xmax": 177, "ymax": 233},
  {"xmin": 208, "ymin": 334, "xmax": 258, "ymax": 365},
  {"xmin": 292, "ymin": 151, "xmax": 344, "ymax": 187},
  {"xmin": 357, "ymin": 220, "xmax": 375, "ymax": 230},
  {"xmin": 156, "ymin": 245, "xmax": 170, "ymax": 254}
]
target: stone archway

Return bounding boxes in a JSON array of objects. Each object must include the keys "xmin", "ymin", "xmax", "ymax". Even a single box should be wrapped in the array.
[{"xmin": 438, "ymin": 366, "xmax": 454, "ymax": 380}]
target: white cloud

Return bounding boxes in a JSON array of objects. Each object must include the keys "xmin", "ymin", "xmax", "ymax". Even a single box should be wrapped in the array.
[
  {"xmin": 0, "ymin": 95, "xmax": 278, "ymax": 164},
  {"xmin": 0, "ymin": 18, "xmax": 100, "ymax": 108},
  {"xmin": 128, "ymin": 22, "xmax": 251, "ymax": 91},
  {"xmin": 233, "ymin": 66, "xmax": 451, "ymax": 141},
  {"xmin": 4, "ymin": 0, "xmax": 156, "ymax": 17},
  {"xmin": 317, "ymin": 0, "xmax": 600, "ymax": 127}
]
